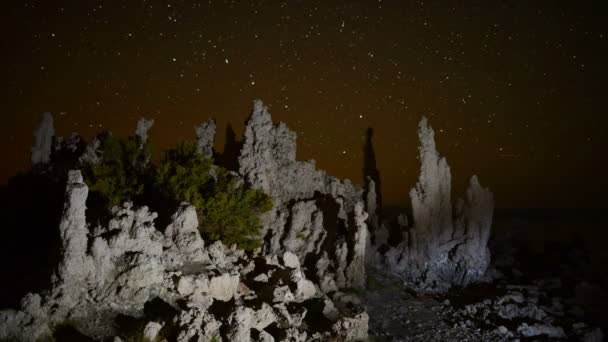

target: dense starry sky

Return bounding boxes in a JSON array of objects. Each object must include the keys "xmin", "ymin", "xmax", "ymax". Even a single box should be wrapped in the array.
[{"xmin": 2, "ymin": 1, "xmax": 607, "ymax": 209}]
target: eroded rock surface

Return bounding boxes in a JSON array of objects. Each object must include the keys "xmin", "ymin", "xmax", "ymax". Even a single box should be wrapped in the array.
[
  {"xmin": 238, "ymin": 100, "xmax": 368, "ymax": 292},
  {"xmin": 0, "ymin": 170, "xmax": 367, "ymax": 341},
  {"xmin": 195, "ymin": 118, "xmax": 216, "ymax": 158},
  {"xmin": 368, "ymin": 117, "xmax": 494, "ymax": 292}
]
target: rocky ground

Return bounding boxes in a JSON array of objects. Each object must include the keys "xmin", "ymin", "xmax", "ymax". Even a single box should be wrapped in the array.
[{"xmin": 363, "ymin": 215, "xmax": 607, "ymax": 342}]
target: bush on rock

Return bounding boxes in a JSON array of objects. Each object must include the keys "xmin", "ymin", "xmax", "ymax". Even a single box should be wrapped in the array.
[{"xmin": 154, "ymin": 141, "xmax": 273, "ymax": 250}]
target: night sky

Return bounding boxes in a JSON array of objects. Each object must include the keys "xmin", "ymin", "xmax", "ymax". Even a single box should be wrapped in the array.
[{"xmin": 2, "ymin": 1, "xmax": 607, "ymax": 209}]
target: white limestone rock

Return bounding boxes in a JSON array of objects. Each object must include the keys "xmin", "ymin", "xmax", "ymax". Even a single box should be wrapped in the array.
[
  {"xmin": 332, "ymin": 312, "xmax": 369, "ymax": 342},
  {"xmin": 250, "ymin": 303, "xmax": 277, "ymax": 331},
  {"xmin": 195, "ymin": 118, "xmax": 216, "ymax": 158},
  {"xmin": 281, "ymin": 201, "xmax": 326, "ymax": 259},
  {"xmin": 282, "ymin": 251, "xmax": 301, "ymax": 270},
  {"xmin": 0, "ymin": 294, "xmax": 52, "ymax": 341},
  {"xmin": 517, "ymin": 322, "xmax": 566, "ymax": 338},
  {"xmin": 208, "ymin": 272, "xmax": 240, "ymax": 301},
  {"xmin": 226, "ymin": 306, "xmax": 254, "ymax": 342},
  {"xmin": 237, "ymin": 99, "xmax": 368, "ymax": 303},
  {"xmin": 371, "ymin": 117, "xmax": 494, "ymax": 292},
  {"xmin": 345, "ymin": 202, "xmax": 368, "ymax": 290},
  {"xmin": 254, "ymin": 330, "xmax": 275, "ymax": 342},
  {"xmin": 135, "ymin": 117, "xmax": 154, "ymax": 145},
  {"xmin": 143, "ymin": 321, "xmax": 164, "ymax": 341},
  {"xmin": 176, "ymin": 307, "xmax": 221, "ymax": 342},
  {"xmin": 56, "ymin": 170, "xmax": 92, "ymax": 302},
  {"xmin": 164, "ymin": 203, "xmax": 207, "ymax": 266},
  {"xmin": 273, "ymin": 286, "xmax": 295, "ymax": 303}
]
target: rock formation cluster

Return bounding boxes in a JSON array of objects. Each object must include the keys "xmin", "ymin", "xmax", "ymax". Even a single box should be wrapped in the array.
[
  {"xmin": 1, "ymin": 99, "xmax": 505, "ymax": 340},
  {"xmin": 1, "ymin": 100, "xmax": 373, "ymax": 341},
  {"xmin": 367, "ymin": 117, "xmax": 494, "ymax": 292},
  {"xmin": 0, "ymin": 171, "xmax": 368, "ymax": 341},
  {"xmin": 237, "ymin": 100, "xmax": 368, "ymax": 292}
]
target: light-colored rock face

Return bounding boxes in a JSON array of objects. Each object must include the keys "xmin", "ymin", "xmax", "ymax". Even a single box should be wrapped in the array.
[
  {"xmin": 237, "ymin": 99, "xmax": 369, "ymax": 296},
  {"xmin": 56, "ymin": 170, "xmax": 90, "ymax": 298},
  {"xmin": 0, "ymin": 166, "xmax": 367, "ymax": 341},
  {"xmin": 135, "ymin": 117, "xmax": 154, "ymax": 145},
  {"xmin": 195, "ymin": 118, "xmax": 216, "ymax": 158},
  {"xmin": 239, "ymin": 100, "xmax": 362, "ymax": 207},
  {"xmin": 31, "ymin": 112, "xmax": 55, "ymax": 165},
  {"xmin": 332, "ymin": 312, "xmax": 369, "ymax": 342},
  {"xmin": 367, "ymin": 117, "xmax": 494, "ymax": 292},
  {"xmin": 346, "ymin": 202, "xmax": 368, "ymax": 290},
  {"xmin": 208, "ymin": 273, "xmax": 240, "ymax": 301},
  {"xmin": 164, "ymin": 203, "xmax": 207, "ymax": 266}
]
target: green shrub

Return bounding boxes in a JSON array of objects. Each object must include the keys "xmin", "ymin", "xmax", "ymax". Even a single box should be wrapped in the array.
[
  {"xmin": 200, "ymin": 168, "xmax": 273, "ymax": 250},
  {"xmin": 153, "ymin": 141, "xmax": 213, "ymax": 208},
  {"xmin": 82, "ymin": 133, "xmax": 151, "ymax": 208},
  {"xmin": 154, "ymin": 141, "xmax": 273, "ymax": 250}
]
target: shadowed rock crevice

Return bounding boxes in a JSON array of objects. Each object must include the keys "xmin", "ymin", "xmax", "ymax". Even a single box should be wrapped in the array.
[{"xmin": 216, "ymin": 123, "xmax": 242, "ymax": 172}]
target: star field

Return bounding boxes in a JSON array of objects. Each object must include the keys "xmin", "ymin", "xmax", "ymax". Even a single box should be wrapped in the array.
[{"xmin": 2, "ymin": 1, "xmax": 607, "ymax": 208}]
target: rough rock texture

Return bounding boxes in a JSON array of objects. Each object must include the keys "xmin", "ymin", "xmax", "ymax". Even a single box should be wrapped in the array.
[
  {"xmin": 0, "ymin": 169, "xmax": 367, "ymax": 341},
  {"xmin": 239, "ymin": 100, "xmax": 362, "ymax": 207},
  {"xmin": 195, "ymin": 118, "xmax": 216, "ymax": 158},
  {"xmin": 163, "ymin": 203, "xmax": 207, "ymax": 266},
  {"xmin": 134, "ymin": 117, "xmax": 154, "ymax": 145},
  {"xmin": 238, "ymin": 99, "xmax": 368, "ymax": 292},
  {"xmin": 79, "ymin": 135, "xmax": 103, "ymax": 165},
  {"xmin": 54, "ymin": 170, "xmax": 92, "ymax": 302},
  {"xmin": 369, "ymin": 117, "xmax": 494, "ymax": 292},
  {"xmin": 31, "ymin": 112, "xmax": 55, "ymax": 165}
]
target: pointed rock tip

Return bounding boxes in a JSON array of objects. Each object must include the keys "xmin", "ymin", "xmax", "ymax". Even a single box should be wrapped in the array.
[
  {"xmin": 417, "ymin": 116, "xmax": 434, "ymax": 137},
  {"xmin": 470, "ymin": 174, "xmax": 480, "ymax": 186},
  {"xmin": 419, "ymin": 115, "xmax": 428, "ymax": 127},
  {"xmin": 253, "ymin": 99, "xmax": 266, "ymax": 114}
]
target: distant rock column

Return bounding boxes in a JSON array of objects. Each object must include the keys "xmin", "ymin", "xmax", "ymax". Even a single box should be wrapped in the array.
[
  {"xmin": 346, "ymin": 202, "xmax": 368, "ymax": 289},
  {"xmin": 135, "ymin": 118, "xmax": 155, "ymax": 146},
  {"xmin": 452, "ymin": 175, "xmax": 494, "ymax": 285},
  {"xmin": 31, "ymin": 112, "xmax": 54, "ymax": 165},
  {"xmin": 56, "ymin": 170, "xmax": 91, "ymax": 298},
  {"xmin": 195, "ymin": 118, "xmax": 216, "ymax": 158},
  {"xmin": 408, "ymin": 116, "xmax": 454, "ymax": 263},
  {"xmin": 371, "ymin": 117, "xmax": 494, "ymax": 292},
  {"xmin": 239, "ymin": 99, "xmax": 297, "ymax": 196}
]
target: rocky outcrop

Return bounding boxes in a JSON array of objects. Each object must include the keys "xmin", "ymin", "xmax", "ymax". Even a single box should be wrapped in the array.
[
  {"xmin": 195, "ymin": 118, "xmax": 216, "ymax": 158},
  {"xmin": 368, "ymin": 117, "xmax": 494, "ymax": 292},
  {"xmin": 31, "ymin": 112, "xmax": 54, "ymax": 165},
  {"xmin": 0, "ymin": 169, "xmax": 367, "ymax": 341},
  {"xmin": 238, "ymin": 100, "xmax": 368, "ymax": 293},
  {"xmin": 445, "ymin": 283, "xmax": 603, "ymax": 340},
  {"xmin": 239, "ymin": 100, "xmax": 362, "ymax": 208},
  {"xmin": 54, "ymin": 170, "xmax": 91, "ymax": 303},
  {"xmin": 134, "ymin": 117, "xmax": 154, "ymax": 145}
]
